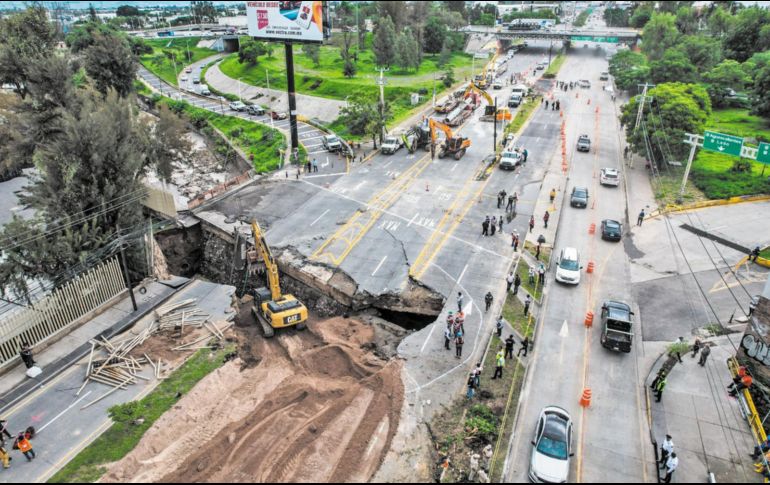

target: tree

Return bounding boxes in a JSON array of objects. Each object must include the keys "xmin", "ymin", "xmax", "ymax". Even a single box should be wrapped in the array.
[
  {"xmin": 191, "ymin": 1, "xmax": 218, "ymax": 23},
  {"xmin": 703, "ymin": 60, "xmax": 750, "ymax": 107},
  {"xmin": 0, "ymin": 6, "xmax": 57, "ymax": 99},
  {"xmin": 138, "ymin": 104, "xmax": 193, "ymax": 182},
  {"xmin": 377, "ymin": 1, "xmax": 407, "ymax": 31},
  {"xmin": 66, "ymin": 20, "xmax": 118, "ymax": 53},
  {"xmin": 676, "ymin": 35, "xmax": 722, "ymax": 73},
  {"xmin": 84, "ymin": 32, "xmax": 137, "ymax": 98},
  {"xmin": 609, "ymin": 50, "xmax": 650, "ymax": 92},
  {"xmin": 437, "ymin": 39, "xmax": 452, "ymax": 68},
  {"xmin": 340, "ymin": 31, "xmax": 356, "ymax": 77},
  {"xmin": 675, "ymin": 6, "xmax": 698, "ymax": 35},
  {"xmin": 356, "ymin": 4, "xmax": 367, "ymax": 50},
  {"xmin": 88, "ymin": 3, "xmax": 98, "ymax": 23},
  {"xmin": 629, "ymin": 2, "xmax": 654, "ymax": 28},
  {"xmin": 642, "ymin": 13, "xmax": 680, "ymax": 61},
  {"xmin": 707, "ymin": 6, "xmax": 734, "ymax": 37},
  {"xmin": 650, "ymin": 49, "xmax": 698, "ymax": 84},
  {"xmin": 303, "ymin": 43, "xmax": 321, "ymax": 67},
  {"xmin": 373, "ymin": 17, "xmax": 397, "ymax": 67},
  {"xmin": 723, "ymin": 7, "xmax": 770, "ymax": 62},
  {"xmin": 442, "ymin": 68, "xmax": 455, "ymax": 88},
  {"xmin": 443, "ymin": 1, "xmax": 467, "ymax": 21},
  {"xmin": 238, "ymin": 38, "xmax": 268, "ymax": 65},
  {"xmin": 423, "ymin": 16, "xmax": 447, "ymax": 54},
  {"xmin": 604, "ymin": 8, "xmax": 630, "ymax": 27},
  {"xmin": 396, "ymin": 28, "xmax": 420, "ymax": 71},
  {"xmin": 621, "ymin": 83, "xmax": 711, "ymax": 164},
  {"xmin": 751, "ymin": 59, "xmax": 770, "ymax": 117},
  {"xmin": 116, "ymin": 5, "xmax": 141, "ymax": 17}
]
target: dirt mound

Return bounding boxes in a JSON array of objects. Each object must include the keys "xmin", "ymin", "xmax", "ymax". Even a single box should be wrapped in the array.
[{"xmin": 102, "ymin": 316, "xmax": 404, "ymax": 483}]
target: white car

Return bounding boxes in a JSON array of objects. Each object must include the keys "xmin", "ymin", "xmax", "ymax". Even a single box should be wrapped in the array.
[
  {"xmin": 600, "ymin": 167, "xmax": 620, "ymax": 186},
  {"xmin": 499, "ymin": 150, "xmax": 522, "ymax": 170},
  {"xmin": 229, "ymin": 101, "xmax": 246, "ymax": 111},
  {"xmin": 555, "ymin": 246, "xmax": 581, "ymax": 285},
  {"xmin": 529, "ymin": 406, "xmax": 573, "ymax": 483}
]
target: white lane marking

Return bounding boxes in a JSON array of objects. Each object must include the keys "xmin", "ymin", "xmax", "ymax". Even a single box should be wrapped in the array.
[
  {"xmin": 307, "ymin": 149, "xmax": 327, "ymax": 155},
  {"xmin": 383, "ymin": 160, "xmax": 394, "ymax": 168},
  {"xmin": 309, "ymin": 209, "xmax": 330, "ymax": 227},
  {"xmin": 451, "ymin": 163, "xmax": 458, "ymax": 172},
  {"xmin": 371, "ymin": 256, "xmax": 388, "ymax": 276},
  {"xmin": 420, "ymin": 325, "xmax": 437, "ymax": 354},
  {"xmin": 303, "ymin": 142, "xmax": 324, "ymax": 148},
  {"xmin": 457, "ymin": 263, "xmax": 469, "ymax": 285},
  {"xmin": 38, "ymin": 391, "xmax": 93, "ymax": 433},
  {"xmin": 559, "ymin": 319, "xmax": 569, "ymax": 337},
  {"xmin": 407, "ymin": 213, "xmax": 420, "ymax": 227}
]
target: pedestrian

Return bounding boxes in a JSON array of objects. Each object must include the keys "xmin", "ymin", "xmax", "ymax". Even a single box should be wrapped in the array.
[
  {"xmin": 545, "ymin": 99, "xmax": 549, "ymax": 109},
  {"xmin": 511, "ymin": 232, "xmax": 516, "ymax": 248},
  {"xmin": 490, "ymin": 216, "xmax": 497, "ymax": 236},
  {"xmin": 524, "ymin": 295, "xmax": 532, "ymax": 316},
  {"xmin": 497, "ymin": 192, "xmax": 503, "ymax": 209},
  {"xmin": 728, "ymin": 366, "xmax": 748, "ymax": 390},
  {"xmin": 455, "ymin": 333, "xmax": 464, "ymax": 358},
  {"xmin": 467, "ymin": 372, "xmax": 477, "ymax": 399},
  {"xmin": 19, "ymin": 343, "xmax": 35, "ymax": 369},
  {"xmin": 664, "ymin": 452, "xmax": 678, "ymax": 483},
  {"xmin": 457, "ymin": 292, "xmax": 464, "ymax": 313},
  {"xmin": 623, "ymin": 145, "xmax": 629, "ymax": 160},
  {"xmin": 492, "ymin": 348, "xmax": 505, "ymax": 379},
  {"xmin": 505, "ymin": 335, "xmax": 515, "ymax": 359},
  {"xmin": 485, "ymin": 291, "xmax": 493, "ymax": 312},
  {"xmin": 549, "ymin": 188, "xmax": 556, "ymax": 203},
  {"xmin": 691, "ymin": 337, "xmax": 702, "ymax": 358},
  {"xmin": 15, "ymin": 432, "xmax": 34, "ymax": 461},
  {"xmin": 482, "ymin": 218, "xmax": 489, "ymax": 236},
  {"xmin": 556, "ymin": 100, "xmax": 560, "ymax": 110},
  {"xmin": 522, "ymin": 148, "xmax": 528, "ymax": 162},
  {"xmin": 496, "ymin": 315, "xmax": 504, "ymax": 338},
  {"xmin": 513, "ymin": 234, "xmax": 520, "ymax": 252},
  {"xmin": 312, "ymin": 158, "xmax": 318, "ymax": 173},
  {"xmin": 698, "ymin": 344, "xmax": 711, "ymax": 366},
  {"xmin": 751, "ymin": 246, "xmax": 761, "ymax": 262},
  {"xmin": 513, "ymin": 273, "xmax": 521, "ymax": 295},
  {"xmin": 518, "ymin": 336, "xmax": 530, "ymax": 357},
  {"xmin": 528, "ymin": 266, "xmax": 536, "ymax": 285},
  {"xmin": 650, "ymin": 370, "xmax": 666, "ymax": 391},
  {"xmin": 455, "ymin": 311, "xmax": 465, "ymax": 336},
  {"xmin": 637, "ymin": 209, "xmax": 646, "ymax": 226},
  {"xmin": 473, "ymin": 362, "xmax": 483, "ymax": 389},
  {"xmin": 538, "ymin": 263, "xmax": 546, "ymax": 286},
  {"xmin": 659, "ymin": 434, "xmax": 674, "ymax": 468},
  {"xmin": 498, "ymin": 215, "xmax": 503, "ymax": 233},
  {"xmin": 0, "ymin": 439, "xmax": 9, "ymax": 470},
  {"xmin": 306, "ymin": 159, "xmax": 312, "ymax": 173},
  {"xmin": 506, "ymin": 272, "xmax": 515, "ymax": 292},
  {"xmin": 535, "ymin": 243, "xmax": 541, "ymax": 261},
  {"xmin": 654, "ymin": 374, "xmax": 667, "ymax": 402},
  {"xmin": 670, "ymin": 336, "xmax": 684, "ymax": 363},
  {"xmin": 543, "ymin": 210, "xmax": 550, "ymax": 228},
  {"xmin": 444, "ymin": 324, "xmax": 453, "ymax": 350},
  {"xmin": 507, "ymin": 193, "xmax": 517, "ymax": 212},
  {"xmin": 0, "ymin": 421, "xmax": 11, "ymax": 441},
  {"xmin": 529, "ymin": 215, "xmax": 535, "ymax": 233},
  {"xmin": 500, "ymin": 189, "xmax": 507, "ymax": 207}
]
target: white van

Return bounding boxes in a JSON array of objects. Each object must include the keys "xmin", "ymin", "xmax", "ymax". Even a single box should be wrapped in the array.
[{"xmin": 555, "ymin": 247, "xmax": 581, "ymax": 285}]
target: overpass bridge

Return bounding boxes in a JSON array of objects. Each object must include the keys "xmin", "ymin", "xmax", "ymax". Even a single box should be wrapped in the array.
[{"xmin": 468, "ymin": 28, "xmax": 640, "ymax": 45}]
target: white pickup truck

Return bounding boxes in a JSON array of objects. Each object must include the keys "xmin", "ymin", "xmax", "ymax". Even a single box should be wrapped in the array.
[{"xmin": 381, "ymin": 135, "xmax": 403, "ymax": 155}]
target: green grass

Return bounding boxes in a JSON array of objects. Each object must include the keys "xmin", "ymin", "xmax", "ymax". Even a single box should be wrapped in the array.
[
  {"xmin": 218, "ymin": 41, "xmax": 475, "ymax": 128},
  {"xmin": 574, "ymin": 9, "xmax": 592, "ymax": 27},
  {"xmin": 49, "ymin": 345, "xmax": 234, "ymax": 483},
  {"xmin": 542, "ymin": 53, "xmax": 566, "ymax": 79},
  {"xmin": 502, "ymin": 292, "xmax": 535, "ymax": 339},
  {"xmin": 514, "ymin": 256, "xmax": 545, "ymax": 301},
  {"xmin": 504, "ymin": 94, "xmax": 542, "ymax": 141},
  {"xmin": 690, "ymin": 109, "xmax": 770, "ymax": 199},
  {"xmin": 159, "ymin": 97, "xmax": 289, "ymax": 172},
  {"xmin": 139, "ymin": 37, "xmax": 218, "ymax": 86}
]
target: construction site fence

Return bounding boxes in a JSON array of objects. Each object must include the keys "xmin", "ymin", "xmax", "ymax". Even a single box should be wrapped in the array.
[
  {"xmin": 0, "ymin": 257, "xmax": 126, "ymax": 372},
  {"xmin": 187, "ymin": 170, "xmax": 254, "ymax": 210}
]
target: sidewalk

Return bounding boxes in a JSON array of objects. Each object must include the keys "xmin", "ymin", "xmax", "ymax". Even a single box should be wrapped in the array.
[{"xmin": 646, "ymin": 336, "xmax": 762, "ymax": 483}]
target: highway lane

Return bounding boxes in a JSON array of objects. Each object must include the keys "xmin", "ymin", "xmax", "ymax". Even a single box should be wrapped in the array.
[{"xmin": 504, "ymin": 47, "xmax": 649, "ymax": 482}]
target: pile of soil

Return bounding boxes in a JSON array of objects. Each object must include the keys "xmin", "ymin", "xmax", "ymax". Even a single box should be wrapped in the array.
[{"xmin": 102, "ymin": 313, "xmax": 404, "ymax": 483}]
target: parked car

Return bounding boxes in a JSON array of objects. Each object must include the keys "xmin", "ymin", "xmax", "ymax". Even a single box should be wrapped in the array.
[
  {"xmin": 529, "ymin": 406, "xmax": 573, "ymax": 483},
  {"xmin": 499, "ymin": 150, "xmax": 522, "ymax": 170},
  {"xmin": 576, "ymin": 134, "xmax": 591, "ymax": 152},
  {"xmin": 270, "ymin": 111, "xmax": 288, "ymax": 120},
  {"xmin": 599, "ymin": 167, "xmax": 620, "ymax": 186},
  {"xmin": 200, "ymin": 86, "xmax": 211, "ymax": 96},
  {"xmin": 192, "ymin": 78, "xmax": 200, "ymax": 84},
  {"xmin": 322, "ymin": 134, "xmax": 342, "ymax": 152},
  {"xmin": 555, "ymin": 246, "xmax": 581, "ymax": 285},
  {"xmin": 181, "ymin": 75, "xmax": 189, "ymax": 82},
  {"xmin": 599, "ymin": 71, "xmax": 609, "ymax": 81},
  {"xmin": 381, "ymin": 135, "xmax": 403, "ymax": 154},
  {"xmin": 493, "ymin": 81, "xmax": 503, "ymax": 90},
  {"xmin": 229, "ymin": 101, "xmax": 246, "ymax": 111},
  {"xmin": 570, "ymin": 186, "xmax": 589, "ymax": 208},
  {"xmin": 601, "ymin": 219, "xmax": 622, "ymax": 241},
  {"xmin": 185, "ymin": 67, "xmax": 192, "ymax": 73},
  {"xmin": 246, "ymin": 105, "xmax": 265, "ymax": 116},
  {"xmin": 579, "ymin": 79, "xmax": 591, "ymax": 88},
  {"xmin": 600, "ymin": 300, "xmax": 634, "ymax": 353}
]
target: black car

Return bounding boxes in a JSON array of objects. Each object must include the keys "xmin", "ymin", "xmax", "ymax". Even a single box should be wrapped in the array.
[
  {"xmin": 601, "ymin": 219, "xmax": 622, "ymax": 241},
  {"xmin": 570, "ymin": 187, "xmax": 589, "ymax": 208}
]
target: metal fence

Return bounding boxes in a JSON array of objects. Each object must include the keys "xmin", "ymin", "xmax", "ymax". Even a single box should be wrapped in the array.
[{"xmin": 0, "ymin": 257, "xmax": 126, "ymax": 371}]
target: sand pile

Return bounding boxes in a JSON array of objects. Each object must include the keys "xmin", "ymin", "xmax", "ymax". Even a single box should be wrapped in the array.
[{"xmin": 102, "ymin": 315, "xmax": 404, "ymax": 483}]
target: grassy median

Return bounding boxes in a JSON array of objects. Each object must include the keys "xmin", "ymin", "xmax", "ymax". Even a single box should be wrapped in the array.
[
  {"xmin": 505, "ymin": 94, "xmax": 542, "ymax": 139},
  {"xmin": 139, "ymin": 37, "xmax": 218, "ymax": 86},
  {"xmin": 542, "ymin": 53, "xmax": 566, "ymax": 79},
  {"xmin": 49, "ymin": 345, "xmax": 235, "ymax": 483}
]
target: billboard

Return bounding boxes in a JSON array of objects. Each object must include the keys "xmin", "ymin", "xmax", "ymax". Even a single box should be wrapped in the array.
[{"xmin": 246, "ymin": 1, "xmax": 325, "ymax": 43}]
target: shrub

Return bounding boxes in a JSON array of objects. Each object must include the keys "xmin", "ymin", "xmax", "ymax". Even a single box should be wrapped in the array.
[
  {"xmin": 730, "ymin": 159, "xmax": 752, "ymax": 173},
  {"xmin": 229, "ymin": 127, "xmax": 244, "ymax": 138}
]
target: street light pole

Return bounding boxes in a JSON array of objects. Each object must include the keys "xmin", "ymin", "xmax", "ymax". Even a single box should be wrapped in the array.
[
  {"xmin": 376, "ymin": 67, "xmax": 389, "ymax": 142},
  {"xmin": 493, "ymin": 96, "xmax": 498, "ymax": 151},
  {"xmin": 266, "ymin": 68, "xmax": 274, "ymax": 129}
]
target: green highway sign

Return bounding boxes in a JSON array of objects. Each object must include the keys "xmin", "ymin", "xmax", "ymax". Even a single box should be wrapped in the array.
[
  {"xmin": 703, "ymin": 131, "xmax": 743, "ymax": 156},
  {"xmin": 570, "ymin": 35, "xmax": 619, "ymax": 43},
  {"xmin": 758, "ymin": 142, "xmax": 770, "ymax": 165}
]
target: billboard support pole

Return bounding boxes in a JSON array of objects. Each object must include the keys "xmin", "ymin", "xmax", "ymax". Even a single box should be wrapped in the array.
[{"xmin": 285, "ymin": 42, "xmax": 299, "ymax": 163}]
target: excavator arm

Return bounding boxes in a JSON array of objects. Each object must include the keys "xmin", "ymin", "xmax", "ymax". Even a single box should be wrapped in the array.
[
  {"xmin": 251, "ymin": 221, "xmax": 282, "ymax": 302},
  {"xmin": 428, "ymin": 118, "xmax": 455, "ymax": 145},
  {"xmin": 464, "ymin": 82, "xmax": 493, "ymax": 106}
]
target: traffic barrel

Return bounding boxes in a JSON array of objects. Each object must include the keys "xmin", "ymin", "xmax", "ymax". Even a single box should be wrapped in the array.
[
  {"xmin": 587, "ymin": 261, "xmax": 595, "ymax": 273},
  {"xmin": 589, "ymin": 223, "xmax": 596, "ymax": 234},
  {"xmin": 584, "ymin": 311, "xmax": 594, "ymax": 327},
  {"xmin": 580, "ymin": 388, "xmax": 592, "ymax": 407}
]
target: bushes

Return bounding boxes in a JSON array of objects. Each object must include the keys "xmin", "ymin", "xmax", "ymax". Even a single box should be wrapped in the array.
[
  {"xmin": 465, "ymin": 404, "xmax": 499, "ymax": 443},
  {"xmin": 690, "ymin": 169, "xmax": 770, "ymax": 199}
]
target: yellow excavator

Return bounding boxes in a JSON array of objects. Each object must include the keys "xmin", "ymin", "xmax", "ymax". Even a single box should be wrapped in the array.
[
  {"xmin": 429, "ymin": 118, "xmax": 471, "ymax": 160},
  {"xmin": 464, "ymin": 82, "xmax": 512, "ymax": 122},
  {"xmin": 249, "ymin": 220, "xmax": 308, "ymax": 338}
]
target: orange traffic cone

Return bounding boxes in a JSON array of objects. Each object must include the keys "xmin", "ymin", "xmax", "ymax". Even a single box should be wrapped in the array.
[
  {"xmin": 584, "ymin": 311, "xmax": 594, "ymax": 327},
  {"xmin": 587, "ymin": 261, "xmax": 595, "ymax": 273},
  {"xmin": 580, "ymin": 388, "xmax": 592, "ymax": 407}
]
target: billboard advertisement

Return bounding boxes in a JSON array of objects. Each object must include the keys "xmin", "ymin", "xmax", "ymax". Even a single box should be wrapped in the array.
[{"xmin": 246, "ymin": 1, "xmax": 325, "ymax": 43}]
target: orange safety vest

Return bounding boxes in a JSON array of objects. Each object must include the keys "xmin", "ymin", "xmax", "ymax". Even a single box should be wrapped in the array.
[
  {"xmin": 743, "ymin": 375, "xmax": 753, "ymax": 387},
  {"xmin": 16, "ymin": 437, "xmax": 31, "ymax": 453}
]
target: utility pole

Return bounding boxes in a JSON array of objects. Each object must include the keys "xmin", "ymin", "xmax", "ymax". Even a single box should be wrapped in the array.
[
  {"xmin": 493, "ymin": 96, "xmax": 498, "ymax": 151},
  {"xmin": 631, "ymin": 82, "xmax": 655, "ymax": 168},
  {"xmin": 376, "ymin": 67, "xmax": 389, "ymax": 142},
  {"xmin": 285, "ymin": 43, "xmax": 299, "ymax": 159},
  {"xmin": 266, "ymin": 68, "xmax": 274, "ymax": 130},
  {"xmin": 679, "ymin": 134, "xmax": 702, "ymax": 203},
  {"xmin": 118, "ymin": 238, "xmax": 138, "ymax": 312}
]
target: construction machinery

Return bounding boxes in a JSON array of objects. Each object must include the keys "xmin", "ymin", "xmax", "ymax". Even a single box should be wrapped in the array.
[
  {"xmin": 429, "ymin": 118, "xmax": 471, "ymax": 160},
  {"xmin": 464, "ymin": 82, "xmax": 510, "ymax": 122},
  {"xmin": 249, "ymin": 220, "xmax": 308, "ymax": 338},
  {"xmin": 403, "ymin": 119, "xmax": 432, "ymax": 153}
]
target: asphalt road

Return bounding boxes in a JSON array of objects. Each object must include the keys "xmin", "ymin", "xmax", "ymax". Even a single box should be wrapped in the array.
[{"xmin": 504, "ymin": 47, "xmax": 650, "ymax": 483}]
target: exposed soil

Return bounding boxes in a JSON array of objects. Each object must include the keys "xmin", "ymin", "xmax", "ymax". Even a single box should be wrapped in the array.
[{"xmin": 102, "ymin": 306, "xmax": 404, "ymax": 483}]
